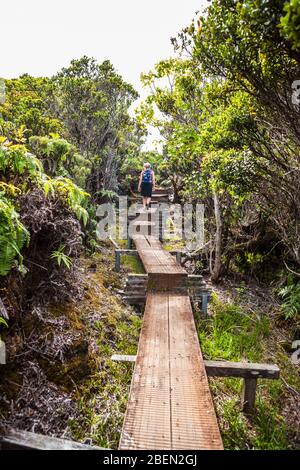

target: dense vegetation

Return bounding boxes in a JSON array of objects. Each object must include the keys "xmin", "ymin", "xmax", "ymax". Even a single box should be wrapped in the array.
[
  {"xmin": 0, "ymin": 0, "xmax": 299, "ymax": 450},
  {"xmin": 0, "ymin": 57, "xmax": 147, "ymax": 308},
  {"xmin": 139, "ymin": 0, "xmax": 300, "ymax": 293}
]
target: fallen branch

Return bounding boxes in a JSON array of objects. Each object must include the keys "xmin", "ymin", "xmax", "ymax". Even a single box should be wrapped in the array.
[
  {"xmin": 283, "ymin": 260, "xmax": 300, "ymax": 278},
  {"xmin": 281, "ymin": 376, "xmax": 300, "ymax": 397}
]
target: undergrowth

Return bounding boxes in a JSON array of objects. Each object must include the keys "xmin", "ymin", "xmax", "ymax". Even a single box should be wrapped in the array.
[
  {"xmin": 67, "ymin": 249, "xmax": 142, "ymax": 448},
  {"xmin": 196, "ymin": 292, "xmax": 299, "ymax": 450}
]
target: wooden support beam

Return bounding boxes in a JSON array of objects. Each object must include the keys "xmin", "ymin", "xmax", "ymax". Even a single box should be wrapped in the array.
[
  {"xmin": 204, "ymin": 360, "xmax": 280, "ymax": 379},
  {"xmin": 115, "ymin": 250, "xmax": 121, "ymax": 272},
  {"xmin": 0, "ymin": 429, "xmax": 104, "ymax": 450},
  {"xmin": 111, "ymin": 355, "xmax": 279, "ymax": 416},
  {"xmin": 111, "ymin": 356, "xmax": 279, "ymax": 379}
]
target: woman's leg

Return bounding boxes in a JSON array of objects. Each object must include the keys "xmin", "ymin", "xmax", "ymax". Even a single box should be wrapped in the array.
[
  {"xmin": 143, "ymin": 197, "xmax": 147, "ymax": 209},
  {"xmin": 146, "ymin": 197, "xmax": 151, "ymax": 208}
]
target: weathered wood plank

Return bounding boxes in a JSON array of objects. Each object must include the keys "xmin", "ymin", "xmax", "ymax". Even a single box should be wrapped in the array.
[
  {"xmin": 119, "ymin": 293, "xmax": 172, "ymax": 449},
  {"xmin": 168, "ymin": 294, "xmax": 223, "ymax": 450},
  {"xmin": 204, "ymin": 360, "xmax": 280, "ymax": 379},
  {"xmin": 116, "ymin": 249, "xmax": 138, "ymax": 255},
  {"xmin": 111, "ymin": 355, "xmax": 280, "ymax": 379},
  {"xmin": 120, "ymin": 234, "xmax": 222, "ymax": 449},
  {"xmin": 0, "ymin": 429, "xmax": 103, "ymax": 450}
]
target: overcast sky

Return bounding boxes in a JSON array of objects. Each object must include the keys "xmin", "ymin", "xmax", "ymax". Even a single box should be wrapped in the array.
[{"xmin": 1, "ymin": 0, "xmax": 207, "ymax": 147}]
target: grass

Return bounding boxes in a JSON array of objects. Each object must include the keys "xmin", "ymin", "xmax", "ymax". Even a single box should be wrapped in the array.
[
  {"xmin": 121, "ymin": 253, "xmax": 145, "ymax": 274},
  {"xmin": 69, "ymin": 312, "xmax": 142, "ymax": 449},
  {"xmin": 196, "ymin": 292, "xmax": 298, "ymax": 450},
  {"xmin": 198, "ymin": 292, "xmax": 270, "ymax": 362},
  {"xmin": 65, "ymin": 250, "xmax": 143, "ymax": 449}
]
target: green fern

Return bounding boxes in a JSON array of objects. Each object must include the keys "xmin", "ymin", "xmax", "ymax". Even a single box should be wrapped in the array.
[
  {"xmin": 50, "ymin": 245, "xmax": 72, "ymax": 269},
  {"xmin": 0, "ymin": 195, "xmax": 29, "ymax": 276},
  {"xmin": 0, "ymin": 142, "xmax": 89, "ymax": 277},
  {"xmin": 49, "ymin": 177, "xmax": 89, "ymax": 225},
  {"xmin": 0, "ymin": 143, "xmax": 89, "ymax": 227},
  {"xmin": 0, "ymin": 144, "xmax": 43, "ymax": 178},
  {"xmin": 0, "ymin": 316, "xmax": 8, "ymax": 328},
  {"xmin": 278, "ymin": 277, "xmax": 300, "ymax": 320},
  {"xmin": 0, "ymin": 315, "xmax": 8, "ymax": 342}
]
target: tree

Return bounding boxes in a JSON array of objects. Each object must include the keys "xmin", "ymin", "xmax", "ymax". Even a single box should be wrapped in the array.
[
  {"xmin": 139, "ymin": 0, "xmax": 300, "ymax": 280},
  {"xmin": 0, "ymin": 74, "xmax": 63, "ymax": 140},
  {"xmin": 53, "ymin": 56, "xmax": 141, "ymax": 200}
]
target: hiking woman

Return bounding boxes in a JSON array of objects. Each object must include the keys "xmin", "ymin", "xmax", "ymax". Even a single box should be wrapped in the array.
[{"xmin": 138, "ymin": 162, "xmax": 155, "ymax": 210}]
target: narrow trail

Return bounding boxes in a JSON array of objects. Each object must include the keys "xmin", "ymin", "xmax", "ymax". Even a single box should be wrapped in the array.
[{"xmin": 119, "ymin": 204, "xmax": 223, "ymax": 450}]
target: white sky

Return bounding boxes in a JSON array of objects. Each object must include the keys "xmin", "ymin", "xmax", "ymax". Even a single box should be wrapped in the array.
[{"xmin": 1, "ymin": 0, "xmax": 207, "ymax": 148}]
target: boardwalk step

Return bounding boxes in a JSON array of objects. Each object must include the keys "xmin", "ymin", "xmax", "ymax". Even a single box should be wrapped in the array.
[
  {"xmin": 0, "ymin": 429, "xmax": 104, "ymax": 450},
  {"xmin": 119, "ymin": 292, "xmax": 223, "ymax": 450}
]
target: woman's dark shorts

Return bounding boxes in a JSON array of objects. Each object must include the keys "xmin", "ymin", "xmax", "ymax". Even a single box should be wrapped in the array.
[{"xmin": 141, "ymin": 182, "xmax": 153, "ymax": 197}]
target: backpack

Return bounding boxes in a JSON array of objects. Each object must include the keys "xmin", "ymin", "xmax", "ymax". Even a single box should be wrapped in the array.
[{"xmin": 142, "ymin": 169, "xmax": 152, "ymax": 183}]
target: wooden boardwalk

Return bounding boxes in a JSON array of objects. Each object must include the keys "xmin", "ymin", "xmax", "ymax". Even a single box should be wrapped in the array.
[{"xmin": 119, "ymin": 207, "xmax": 223, "ymax": 450}]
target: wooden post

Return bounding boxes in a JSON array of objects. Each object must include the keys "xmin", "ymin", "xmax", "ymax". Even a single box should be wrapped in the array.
[
  {"xmin": 115, "ymin": 249, "xmax": 139, "ymax": 272},
  {"xmin": 201, "ymin": 293, "xmax": 209, "ymax": 315},
  {"xmin": 127, "ymin": 237, "xmax": 133, "ymax": 249},
  {"xmin": 170, "ymin": 250, "xmax": 182, "ymax": 265},
  {"xmin": 115, "ymin": 250, "xmax": 121, "ymax": 272},
  {"xmin": 159, "ymin": 222, "xmax": 163, "ymax": 242},
  {"xmin": 242, "ymin": 377, "xmax": 257, "ymax": 416}
]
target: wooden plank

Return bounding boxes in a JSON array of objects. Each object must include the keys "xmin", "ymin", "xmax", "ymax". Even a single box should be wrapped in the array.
[
  {"xmin": 135, "ymin": 238, "xmax": 187, "ymax": 284},
  {"xmin": 116, "ymin": 249, "xmax": 138, "ymax": 255},
  {"xmin": 112, "ymin": 354, "xmax": 137, "ymax": 361},
  {"xmin": 168, "ymin": 294, "xmax": 223, "ymax": 450},
  {"xmin": 148, "ymin": 273, "xmax": 187, "ymax": 291},
  {"xmin": 119, "ymin": 293, "xmax": 223, "ymax": 450},
  {"xmin": 205, "ymin": 360, "xmax": 280, "ymax": 379},
  {"xmin": 119, "ymin": 293, "xmax": 172, "ymax": 450},
  {"xmin": 126, "ymin": 274, "xmax": 207, "ymax": 286},
  {"xmin": 0, "ymin": 429, "xmax": 103, "ymax": 450},
  {"xmin": 120, "ymin": 230, "xmax": 223, "ymax": 449}
]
